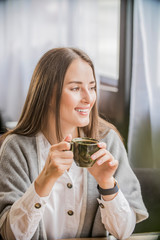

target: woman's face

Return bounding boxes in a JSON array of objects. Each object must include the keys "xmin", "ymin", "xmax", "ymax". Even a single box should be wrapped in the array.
[{"xmin": 60, "ymin": 59, "xmax": 96, "ymax": 131}]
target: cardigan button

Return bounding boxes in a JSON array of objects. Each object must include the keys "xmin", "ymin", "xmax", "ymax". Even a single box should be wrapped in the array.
[
  {"xmin": 99, "ymin": 203, "xmax": 105, "ymax": 209},
  {"xmin": 34, "ymin": 203, "xmax": 41, "ymax": 209},
  {"xmin": 67, "ymin": 210, "xmax": 74, "ymax": 216},
  {"xmin": 67, "ymin": 183, "xmax": 73, "ymax": 189}
]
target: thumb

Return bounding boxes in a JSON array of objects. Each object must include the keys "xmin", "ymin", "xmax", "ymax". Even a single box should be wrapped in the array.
[{"xmin": 64, "ymin": 134, "xmax": 72, "ymax": 142}]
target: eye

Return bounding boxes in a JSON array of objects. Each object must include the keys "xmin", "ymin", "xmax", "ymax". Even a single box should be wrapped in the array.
[
  {"xmin": 71, "ymin": 87, "xmax": 80, "ymax": 91},
  {"xmin": 90, "ymin": 86, "xmax": 96, "ymax": 91}
]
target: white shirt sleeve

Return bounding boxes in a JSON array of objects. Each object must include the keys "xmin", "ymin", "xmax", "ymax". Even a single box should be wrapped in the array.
[
  {"xmin": 9, "ymin": 182, "xmax": 49, "ymax": 240},
  {"xmin": 97, "ymin": 189, "xmax": 136, "ymax": 240}
]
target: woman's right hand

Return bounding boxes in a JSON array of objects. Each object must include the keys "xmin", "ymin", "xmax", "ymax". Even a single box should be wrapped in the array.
[{"xmin": 35, "ymin": 135, "xmax": 73, "ymax": 197}]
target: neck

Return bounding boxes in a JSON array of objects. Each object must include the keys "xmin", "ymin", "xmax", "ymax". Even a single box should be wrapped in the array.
[
  {"xmin": 42, "ymin": 127, "xmax": 78, "ymax": 145},
  {"xmin": 62, "ymin": 127, "xmax": 78, "ymax": 140},
  {"xmin": 42, "ymin": 115, "xmax": 78, "ymax": 145}
]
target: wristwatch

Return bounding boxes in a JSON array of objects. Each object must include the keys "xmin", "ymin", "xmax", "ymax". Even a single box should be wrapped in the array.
[{"xmin": 97, "ymin": 179, "xmax": 119, "ymax": 195}]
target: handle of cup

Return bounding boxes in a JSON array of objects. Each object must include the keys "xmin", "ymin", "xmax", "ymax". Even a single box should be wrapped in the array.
[{"xmin": 70, "ymin": 142, "xmax": 73, "ymax": 151}]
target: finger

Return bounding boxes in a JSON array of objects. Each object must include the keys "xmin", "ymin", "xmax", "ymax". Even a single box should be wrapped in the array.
[
  {"xmin": 91, "ymin": 149, "xmax": 113, "ymax": 161},
  {"xmin": 52, "ymin": 157, "xmax": 73, "ymax": 167},
  {"xmin": 97, "ymin": 142, "xmax": 107, "ymax": 149},
  {"xmin": 97, "ymin": 156, "xmax": 118, "ymax": 170},
  {"xmin": 50, "ymin": 161, "xmax": 73, "ymax": 174},
  {"xmin": 50, "ymin": 150, "xmax": 73, "ymax": 160},
  {"xmin": 64, "ymin": 134, "xmax": 72, "ymax": 142},
  {"xmin": 50, "ymin": 141, "xmax": 71, "ymax": 151},
  {"xmin": 109, "ymin": 159, "xmax": 119, "ymax": 168},
  {"xmin": 96, "ymin": 154, "xmax": 111, "ymax": 165}
]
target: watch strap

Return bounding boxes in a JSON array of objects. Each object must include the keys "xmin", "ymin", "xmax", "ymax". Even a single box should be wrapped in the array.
[{"xmin": 97, "ymin": 179, "xmax": 119, "ymax": 195}]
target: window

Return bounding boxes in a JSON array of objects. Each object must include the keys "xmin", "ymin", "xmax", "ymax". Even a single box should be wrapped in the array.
[
  {"xmin": 0, "ymin": 0, "xmax": 132, "ymax": 143},
  {"xmin": 98, "ymin": 0, "xmax": 133, "ymax": 144},
  {"xmin": 98, "ymin": 0, "xmax": 120, "ymax": 92}
]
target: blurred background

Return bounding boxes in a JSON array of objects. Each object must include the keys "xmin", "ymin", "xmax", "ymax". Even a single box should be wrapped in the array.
[{"xmin": 0, "ymin": 0, "xmax": 160, "ymax": 233}]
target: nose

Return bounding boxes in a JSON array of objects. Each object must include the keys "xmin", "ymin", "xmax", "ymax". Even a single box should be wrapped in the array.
[{"xmin": 81, "ymin": 89, "xmax": 92, "ymax": 103}]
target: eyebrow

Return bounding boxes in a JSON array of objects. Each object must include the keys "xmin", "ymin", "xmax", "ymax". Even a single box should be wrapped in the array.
[{"xmin": 67, "ymin": 81, "xmax": 96, "ymax": 85}]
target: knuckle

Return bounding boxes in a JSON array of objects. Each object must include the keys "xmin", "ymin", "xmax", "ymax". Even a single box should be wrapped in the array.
[
  {"xmin": 68, "ymin": 158, "xmax": 73, "ymax": 165},
  {"xmin": 50, "ymin": 151, "xmax": 58, "ymax": 159},
  {"xmin": 68, "ymin": 151, "xmax": 73, "ymax": 158},
  {"xmin": 61, "ymin": 141, "xmax": 70, "ymax": 150},
  {"xmin": 64, "ymin": 151, "xmax": 73, "ymax": 159},
  {"xmin": 104, "ymin": 143, "xmax": 107, "ymax": 149},
  {"xmin": 56, "ymin": 165, "xmax": 62, "ymax": 172},
  {"xmin": 102, "ymin": 142, "xmax": 107, "ymax": 148},
  {"xmin": 106, "ymin": 150, "xmax": 113, "ymax": 158},
  {"xmin": 99, "ymin": 142, "xmax": 106, "ymax": 148},
  {"xmin": 53, "ymin": 163, "xmax": 63, "ymax": 173},
  {"xmin": 101, "ymin": 148, "xmax": 107, "ymax": 155},
  {"xmin": 50, "ymin": 144, "xmax": 57, "ymax": 151},
  {"xmin": 65, "ymin": 142, "xmax": 71, "ymax": 150}
]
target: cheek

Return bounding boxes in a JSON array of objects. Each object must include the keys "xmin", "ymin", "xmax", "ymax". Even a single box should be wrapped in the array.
[{"xmin": 61, "ymin": 92, "xmax": 77, "ymax": 110}]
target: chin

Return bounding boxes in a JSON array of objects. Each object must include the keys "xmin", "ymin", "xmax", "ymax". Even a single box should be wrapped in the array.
[{"xmin": 77, "ymin": 120, "xmax": 90, "ymax": 128}]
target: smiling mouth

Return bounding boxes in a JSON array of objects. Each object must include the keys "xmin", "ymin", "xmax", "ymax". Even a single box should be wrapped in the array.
[
  {"xmin": 76, "ymin": 109, "xmax": 88, "ymax": 112},
  {"xmin": 75, "ymin": 108, "xmax": 90, "ymax": 114}
]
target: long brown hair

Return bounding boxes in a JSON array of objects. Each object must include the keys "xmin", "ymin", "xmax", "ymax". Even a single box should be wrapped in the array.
[{"xmin": 1, "ymin": 47, "xmax": 121, "ymax": 142}]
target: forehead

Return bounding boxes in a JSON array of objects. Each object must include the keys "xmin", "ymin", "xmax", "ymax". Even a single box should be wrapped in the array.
[{"xmin": 64, "ymin": 59, "xmax": 95, "ymax": 84}]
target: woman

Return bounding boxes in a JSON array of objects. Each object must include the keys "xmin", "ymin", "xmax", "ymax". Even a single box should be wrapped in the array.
[{"xmin": 0, "ymin": 48, "xmax": 148, "ymax": 240}]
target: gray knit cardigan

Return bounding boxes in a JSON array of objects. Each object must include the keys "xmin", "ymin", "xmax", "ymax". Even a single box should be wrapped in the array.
[{"xmin": 0, "ymin": 129, "xmax": 148, "ymax": 239}]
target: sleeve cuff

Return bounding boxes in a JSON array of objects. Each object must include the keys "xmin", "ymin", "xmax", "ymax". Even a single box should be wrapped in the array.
[
  {"xmin": 10, "ymin": 182, "xmax": 50, "ymax": 219},
  {"xmin": 9, "ymin": 182, "xmax": 50, "ymax": 239},
  {"xmin": 33, "ymin": 181, "xmax": 51, "ymax": 202},
  {"xmin": 97, "ymin": 189, "xmax": 130, "ymax": 215}
]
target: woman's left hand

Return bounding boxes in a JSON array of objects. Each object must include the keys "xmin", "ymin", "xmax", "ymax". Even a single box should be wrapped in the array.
[{"xmin": 88, "ymin": 142, "xmax": 118, "ymax": 189}]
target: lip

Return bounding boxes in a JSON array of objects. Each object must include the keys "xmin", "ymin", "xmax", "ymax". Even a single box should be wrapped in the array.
[
  {"xmin": 75, "ymin": 106, "xmax": 90, "ymax": 110},
  {"xmin": 75, "ymin": 107, "xmax": 90, "ymax": 115}
]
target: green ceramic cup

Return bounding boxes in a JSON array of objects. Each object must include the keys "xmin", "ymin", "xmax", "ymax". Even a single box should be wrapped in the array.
[{"xmin": 71, "ymin": 137, "xmax": 100, "ymax": 168}]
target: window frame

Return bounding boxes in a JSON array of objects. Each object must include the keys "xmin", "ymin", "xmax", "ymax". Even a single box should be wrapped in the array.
[{"xmin": 98, "ymin": 0, "xmax": 134, "ymax": 146}]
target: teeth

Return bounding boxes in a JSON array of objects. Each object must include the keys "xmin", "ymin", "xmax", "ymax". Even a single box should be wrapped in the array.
[{"xmin": 76, "ymin": 109, "xmax": 88, "ymax": 112}]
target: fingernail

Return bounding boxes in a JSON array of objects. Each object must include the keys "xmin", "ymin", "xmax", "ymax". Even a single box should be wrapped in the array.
[
  {"xmin": 98, "ymin": 142, "xmax": 103, "ymax": 147},
  {"xmin": 91, "ymin": 154, "xmax": 96, "ymax": 160}
]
